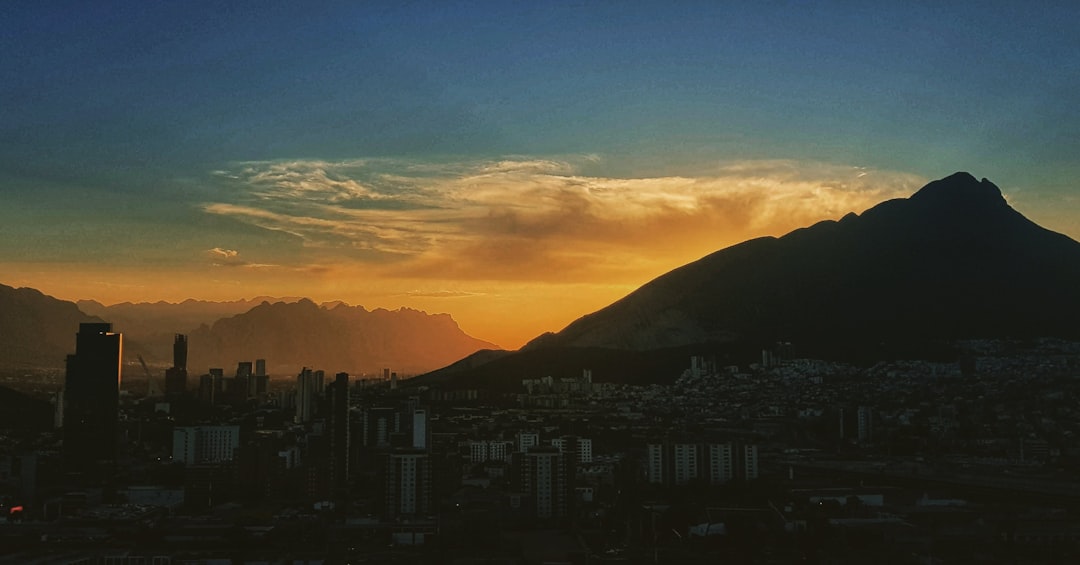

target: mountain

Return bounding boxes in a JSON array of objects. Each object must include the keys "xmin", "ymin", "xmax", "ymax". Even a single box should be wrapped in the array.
[
  {"xmin": 415, "ymin": 172, "xmax": 1080, "ymax": 387},
  {"xmin": 527, "ymin": 172, "xmax": 1080, "ymax": 350},
  {"xmin": 186, "ymin": 299, "xmax": 498, "ymax": 376},
  {"xmin": 77, "ymin": 297, "xmax": 305, "ymax": 361},
  {"xmin": 0, "ymin": 283, "xmax": 103, "ymax": 368}
]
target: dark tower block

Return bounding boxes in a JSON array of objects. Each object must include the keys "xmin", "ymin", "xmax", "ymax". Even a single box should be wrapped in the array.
[
  {"xmin": 328, "ymin": 372, "xmax": 351, "ymax": 503},
  {"xmin": 63, "ymin": 323, "xmax": 123, "ymax": 477},
  {"xmin": 165, "ymin": 334, "xmax": 188, "ymax": 397}
]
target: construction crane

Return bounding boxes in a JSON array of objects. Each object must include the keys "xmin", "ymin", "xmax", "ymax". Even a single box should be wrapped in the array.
[{"xmin": 137, "ymin": 354, "xmax": 162, "ymax": 398}]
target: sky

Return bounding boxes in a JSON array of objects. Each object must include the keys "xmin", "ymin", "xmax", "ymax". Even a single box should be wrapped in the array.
[{"xmin": 2, "ymin": 1, "xmax": 1079, "ymax": 349}]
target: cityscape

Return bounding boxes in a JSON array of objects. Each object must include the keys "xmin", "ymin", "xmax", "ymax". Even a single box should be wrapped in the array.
[
  {"xmin": 4, "ymin": 319, "xmax": 1080, "ymax": 563},
  {"xmin": 4, "ymin": 2, "xmax": 1080, "ymax": 565}
]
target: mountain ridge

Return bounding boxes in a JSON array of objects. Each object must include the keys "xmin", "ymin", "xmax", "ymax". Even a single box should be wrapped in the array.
[
  {"xmin": 2, "ymin": 286, "xmax": 498, "ymax": 375},
  {"xmin": 415, "ymin": 172, "xmax": 1080, "ymax": 388},
  {"xmin": 525, "ymin": 171, "xmax": 1080, "ymax": 351}
]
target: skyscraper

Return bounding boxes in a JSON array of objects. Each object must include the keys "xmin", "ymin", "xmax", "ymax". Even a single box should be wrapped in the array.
[
  {"xmin": 252, "ymin": 358, "xmax": 268, "ymax": 396},
  {"xmin": 63, "ymin": 323, "xmax": 123, "ymax": 475},
  {"xmin": 164, "ymin": 334, "xmax": 188, "ymax": 397},
  {"xmin": 328, "ymin": 372, "xmax": 351, "ymax": 500}
]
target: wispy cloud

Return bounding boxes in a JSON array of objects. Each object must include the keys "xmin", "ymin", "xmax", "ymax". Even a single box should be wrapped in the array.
[
  {"xmin": 201, "ymin": 157, "xmax": 926, "ymax": 283},
  {"xmin": 404, "ymin": 289, "xmax": 489, "ymax": 299},
  {"xmin": 205, "ymin": 247, "xmax": 242, "ymax": 266},
  {"xmin": 204, "ymin": 247, "xmax": 278, "ymax": 269}
]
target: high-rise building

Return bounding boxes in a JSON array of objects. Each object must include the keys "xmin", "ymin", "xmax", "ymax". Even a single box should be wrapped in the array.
[
  {"xmin": 328, "ymin": 373, "xmax": 351, "ymax": 499},
  {"xmin": 198, "ymin": 374, "xmax": 215, "ymax": 405},
  {"xmin": 252, "ymin": 358, "xmax": 268, "ymax": 396},
  {"xmin": 383, "ymin": 451, "xmax": 430, "ymax": 518},
  {"xmin": 232, "ymin": 361, "xmax": 252, "ymax": 401},
  {"xmin": 513, "ymin": 447, "xmax": 568, "ymax": 520},
  {"xmin": 295, "ymin": 367, "xmax": 317, "ymax": 423},
  {"xmin": 412, "ymin": 409, "xmax": 427, "ymax": 450},
  {"xmin": 173, "ymin": 333, "xmax": 188, "ymax": 369},
  {"xmin": 63, "ymin": 323, "xmax": 122, "ymax": 475},
  {"xmin": 165, "ymin": 334, "xmax": 188, "ymax": 397}
]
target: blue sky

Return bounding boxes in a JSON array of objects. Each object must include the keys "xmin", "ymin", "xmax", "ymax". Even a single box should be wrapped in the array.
[{"xmin": 2, "ymin": 1, "xmax": 1079, "ymax": 346}]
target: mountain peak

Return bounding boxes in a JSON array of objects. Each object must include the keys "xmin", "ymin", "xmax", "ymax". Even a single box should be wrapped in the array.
[{"xmin": 908, "ymin": 171, "xmax": 1006, "ymax": 211}]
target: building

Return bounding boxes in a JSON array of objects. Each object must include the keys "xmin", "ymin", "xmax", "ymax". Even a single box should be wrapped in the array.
[
  {"xmin": 295, "ymin": 367, "xmax": 319, "ymax": 423},
  {"xmin": 840, "ymin": 405, "xmax": 875, "ymax": 444},
  {"xmin": 164, "ymin": 334, "xmax": 188, "ymax": 397},
  {"xmin": 707, "ymin": 443, "xmax": 735, "ymax": 484},
  {"xmin": 517, "ymin": 432, "xmax": 540, "ymax": 453},
  {"xmin": 252, "ymin": 358, "xmax": 268, "ymax": 396},
  {"xmin": 198, "ymin": 374, "xmax": 215, "ymax": 405},
  {"xmin": 646, "ymin": 443, "xmax": 665, "ymax": 485},
  {"xmin": 648, "ymin": 440, "xmax": 758, "ymax": 486},
  {"xmin": 362, "ymin": 406, "xmax": 400, "ymax": 447},
  {"xmin": 741, "ymin": 443, "xmax": 759, "ymax": 480},
  {"xmin": 412, "ymin": 409, "xmax": 428, "ymax": 450},
  {"xmin": 551, "ymin": 436, "xmax": 593, "ymax": 463},
  {"xmin": 672, "ymin": 443, "xmax": 699, "ymax": 485},
  {"xmin": 63, "ymin": 323, "xmax": 123, "ymax": 475},
  {"xmin": 172, "ymin": 425, "xmax": 240, "ymax": 464},
  {"xmin": 513, "ymin": 447, "xmax": 569, "ymax": 520},
  {"xmin": 469, "ymin": 440, "xmax": 514, "ymax": 463},
  {"xmin": 384, "ymin": 451, "xmax": 431, "ymax": 518},
  {"xmin": 328, "ymin": 372, "xmax": 351, "ymax": 499}
]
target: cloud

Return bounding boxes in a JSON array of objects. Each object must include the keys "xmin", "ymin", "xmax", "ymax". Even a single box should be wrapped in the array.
[
  {"xmin": 201, "ymin": 157, "xmax": 927, "ymax": 283},
  {"xmin": 206, "ymin": 247, "xmax": 242, "ymax": 266},
  {"xmin": 403, "ymin": 290, "xmax": 488, "ymax": 298},
  {"xmin": 204, "ymin": 247, "xmax": 279, "ymax": 269}
]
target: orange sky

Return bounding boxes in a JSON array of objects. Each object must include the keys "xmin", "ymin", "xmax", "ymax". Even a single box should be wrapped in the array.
[
  {"xmin": 5, "ymin": 159, "xmax": 953, "ymax": 349},
  {"xmin": 6, "ymin": 4, "xmax": 1080, "ymax": 351}
]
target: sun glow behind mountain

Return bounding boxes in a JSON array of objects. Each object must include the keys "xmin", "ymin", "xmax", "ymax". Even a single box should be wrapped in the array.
[
  {"xmin": 6, "ymin": 159, "xmax": 930, "ymax": 349},
  {"xmin": 3, "ymin": 3, "xmax": 1079, "ymax": 349}
]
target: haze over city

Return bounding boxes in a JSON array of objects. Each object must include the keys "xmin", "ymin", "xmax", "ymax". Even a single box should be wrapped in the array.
[{"xmin": 3, "ymin": 1, "xmax": 1079, "ymax": 348}]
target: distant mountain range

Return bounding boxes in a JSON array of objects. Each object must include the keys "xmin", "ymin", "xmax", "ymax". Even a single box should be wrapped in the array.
[
  {"xmin": 184, "ymin": 299, "xmax": 497, "ymax": 376},
  {"xmin": 1, "ymin": 289, "xmax": 496, "ymax": 375},
  {"xmin": 415, "ymin": 172, "xmax": 1080, "ymax": 389},
  {"xmin": 0, "ymin": 283, "xmax": 102, "ymax": 369},
  {"xmin": 77, "ymin": 296, "xmax": 304, "ymax": 340}
]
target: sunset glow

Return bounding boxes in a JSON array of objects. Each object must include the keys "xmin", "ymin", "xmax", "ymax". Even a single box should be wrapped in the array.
[{"xmin": 3, "ymin": 2, "xmax": 1079, "ymax": 349}]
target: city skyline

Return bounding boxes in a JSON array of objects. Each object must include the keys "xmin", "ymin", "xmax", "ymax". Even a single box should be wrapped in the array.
[{"xmin": 4, "ymin": 2, "xmax": 1079, "ymax": 348}]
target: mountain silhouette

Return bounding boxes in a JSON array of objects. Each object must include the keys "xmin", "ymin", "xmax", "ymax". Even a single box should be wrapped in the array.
[
  {"xmin": 416, "ymin": 173, "xmax": 1080, "ymax": 388},
  {"xmin": 77, "ymin": 296, "xmax": 307, "ymax": 362},
  {"xmin": 186, "ymin": 299, "xmax": 498, "ymax": 376},
  {"xmin": 0, "ymin": 283, "xmax": 103, "ymax": 368},
  {"xmin": 0, "ymin": 286, "xmax": 495, "ymax": 375},
  {"xmin": 526, "ymin": 172, "xmax": 1080, "ymax": 350}
]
